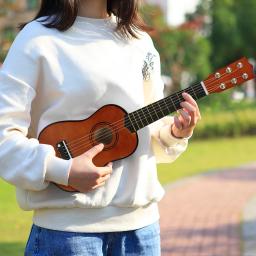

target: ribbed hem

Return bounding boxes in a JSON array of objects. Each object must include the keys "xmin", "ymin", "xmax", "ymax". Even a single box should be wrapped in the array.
[{"xmin": 33, "ymin": 202, "xmax": 159, "ymax": 233}]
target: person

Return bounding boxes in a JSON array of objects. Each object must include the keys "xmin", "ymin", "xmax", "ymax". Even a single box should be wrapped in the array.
[{"xmin": 0, "ymin": 0, "xmax": 201, "ymax": 255}]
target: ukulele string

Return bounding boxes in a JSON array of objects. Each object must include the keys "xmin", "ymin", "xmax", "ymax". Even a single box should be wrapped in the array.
[
  {"xmin": 67, "ymin": 69, "xmax": 238, "ymax": 150},
  {"xmin": 66, "ymin": 72, "xmax": 242, "ymax": 154},
  {"xmin": 67, "ymin": 78, "xmax": 242, "ymax": 157},
  {"xmin": 67, "ymin": 69, "xmax": 240, "ymax": 149},
  {"xmin": 66, "ymin": 72, "xmax": 242, "ymax": 155},
  {"xmin": 66, "ymin": 71, "xmax": 242, "ymax": 156},
  {"xmin": 66, "ymin": 86, "xmax": 200, "ymax": 153},
  {"xmin": 66, "ymin": 85, "xmax": 196, "ymax": 149}
]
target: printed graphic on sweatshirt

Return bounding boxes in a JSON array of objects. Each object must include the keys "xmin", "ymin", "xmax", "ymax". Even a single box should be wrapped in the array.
[{"xmin": 142, "ymin": 52, "xmax": 156, "ymax": 81}]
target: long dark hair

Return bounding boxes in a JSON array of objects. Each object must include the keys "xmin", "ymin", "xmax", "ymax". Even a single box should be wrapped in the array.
[{"xmin": 20, "ymin": 0, "xmax": 151, "ymax": 38}]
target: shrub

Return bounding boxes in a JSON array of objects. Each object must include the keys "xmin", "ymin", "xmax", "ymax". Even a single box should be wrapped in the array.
[{"xmin": 192, "ymin": 108, "xmax": 256, "ymax": 139}]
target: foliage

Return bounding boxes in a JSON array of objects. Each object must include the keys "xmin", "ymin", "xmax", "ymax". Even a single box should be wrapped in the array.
[
  {"xmin": 0, "ymin": 27, "xmax": 16, "ymax": 62},
  {"xmin": 209, "ymin": 0, "xmax": 243, "ymax": 68},
  {"xmin": 189, "ymin": 0, "xmax": 256, "ymax": 69},
  {"xmin": 199, "ymin": 90, "xmax": 256, "ymax": 112},
  {"xmin": 140, "ymin": 4, "xmax": 166, "ymax": 29},
  {"xmin": 141, "ymin": 4, "xmax": 212, "ymax": 92},
  {"xmin": 184, "ymin": 0, "xmax": 256, "ymax": 108},
  {"xmin": 186, "ymin": 0, "xmax": 211, "ymax": 20},
  {"xmin": 192, "ymin": 104, "xmax": 256, "ymax": 139},
  {"xmin": 156, "ymin": 29, "xmax": 211, "ymax": 91},
  {"xmin": 235, "ymin": 0, "xmax": 256, "ymax": 58},
  {"xmin": 0, "ymin": 0, "xmax": 39, "ymax": 62}
]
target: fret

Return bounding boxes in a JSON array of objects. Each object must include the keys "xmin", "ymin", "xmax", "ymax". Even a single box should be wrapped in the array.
[
  {"xmin": 184, "ymin": 87, "xmax": 191, "ymax": 97},
  {"xmin": 147, "ymin": 103, "xmax": 159, "ymax": 122},
  {"xmin": 145, "ymin": 105, "xmax": 154, "ymax": 123},
  {"xmin": 133, "ymin": 110, "xmax": 144, "ymax": 129},
  {"xmin": 195, "ymin": 85, "xmax": 204, "ymax": 98},
  {"xmin": 162, "ymin": 98, "xmax": 172, "ymax": 113},
  {"xmin": 125, "ymin": 116, "xmax": 134, "ymax": 132},
  {"xmin": 124, "ymin": 115, "xmax": 133, "ymax": 132},
  {"xmin": 151, "ymin": 102, "xmax": 160, "ymax": 120},
  {"xmin": 158, "ymin": 99, "xmax": 171, "ymax": 116},
  {"xmin": 185, "ymin": 84, "xmax": 206, "ymax": 99},
  {"xmin": 195, "ymin": 86, "xmax": 202, "ymax": 98},
  {"xmin": 168, "ymin": 95, "xmax": 178, "ymax": 111},
  {"xmin": 170, "ymin": 93, "xmax": 181, "ymax": 111},
  {"xmin": 188, "ymin": 86, "xmax": 198, "ymax": 100},
  {"xmin": 176, "ymin": 90, "xmax": 184, "ymax": 104},
  {"xmin": 129, "ymin": 112, "xmax": 140, "ymax": 131},
  {"xmin": 198, "ymin": 84, "xmax": 207, "ymax": 98},
  {"xmin": 157, "ymin": 101, "xmax": 165, "ymax": 116},
  {"xmin": 137, "ymin": 108, "xmax": 149, "ymax": 127},
  {"xmin": 124, "ymin": 82, "xmax": 207, "ymax": 132}
]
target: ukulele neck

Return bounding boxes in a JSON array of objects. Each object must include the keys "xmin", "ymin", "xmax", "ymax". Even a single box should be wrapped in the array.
[{"xmin": 125, "ymin": 82, "xmax": 207, "ymax": 132}]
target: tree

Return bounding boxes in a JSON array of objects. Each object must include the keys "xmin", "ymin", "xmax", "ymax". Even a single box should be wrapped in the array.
[
  {"xmin": 140, "ymin": 4, "xmax": 166, "ymax": 30},
  {"xmin": 186, "ymin": 0, "xmax": 256, "ymax": 105},
  {"xmin": 210, "ymin": 0, "xmax": 243, "ymax": 68},
  {"xmin": 235, "ymin": 0, "xmax": 256, "ymax": 58},
  {"xmin": 154, "ymin": 28, "xmax": 211, "ymax": 92},
  {"xmin": 190, "ymin": 0, "xmax": 256, "ymax": 69},
  {"xmin": 141, "ymin": 4, "xmax": 211, "ymax": 92}
]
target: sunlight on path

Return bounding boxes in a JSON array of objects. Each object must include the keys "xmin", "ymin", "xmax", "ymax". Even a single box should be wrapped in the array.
[{"xmin": 159, "ymin": 163, "xmax": 256, "ymax": 256}]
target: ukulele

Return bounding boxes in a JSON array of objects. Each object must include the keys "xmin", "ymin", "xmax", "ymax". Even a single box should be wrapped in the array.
[{"xmin": 38, "ymin": 57, "xmax": 255, "ymax": 192}]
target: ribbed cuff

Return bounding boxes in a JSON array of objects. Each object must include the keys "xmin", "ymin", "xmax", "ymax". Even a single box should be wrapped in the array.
[
  {"xmin": 45, "ymin": 155, "xmax": 73, "ymax": 186},
  {"xmin": 159, "ymin": 124, "xmax": 190, "ymax": 147}
]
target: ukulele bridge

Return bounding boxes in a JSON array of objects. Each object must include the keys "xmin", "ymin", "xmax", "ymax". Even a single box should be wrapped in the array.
[{"xmin": 56, "ymin": 140, "xmax": 73, "ymax": 160}]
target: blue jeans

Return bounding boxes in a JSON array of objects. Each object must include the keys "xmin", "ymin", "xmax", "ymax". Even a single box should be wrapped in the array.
[{"xmin": 24, "ymin": 221, "xmax": 161, "ymax": 256}]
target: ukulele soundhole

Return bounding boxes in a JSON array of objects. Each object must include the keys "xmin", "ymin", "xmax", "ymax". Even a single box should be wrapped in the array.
[
  {"xmin": 91, "ymin": 122, "xmax": 118, "ymax": 149},
  {"xmin": 94, "ymin": 127, "xmax": 112, "ymax": 144}
]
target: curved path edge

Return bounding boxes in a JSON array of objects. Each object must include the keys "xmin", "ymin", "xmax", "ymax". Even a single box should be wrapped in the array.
[{"xmin": 242, "ymin": 195, "xmax": 256, "ymax": 256}]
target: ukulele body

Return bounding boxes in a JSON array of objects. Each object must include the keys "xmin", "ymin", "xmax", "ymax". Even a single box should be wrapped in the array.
[{"xmin": 38, "ymin": 104, "xmax": 139, "ymax": 192}]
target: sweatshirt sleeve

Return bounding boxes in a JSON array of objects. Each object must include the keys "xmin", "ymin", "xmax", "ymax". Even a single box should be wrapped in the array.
[
  {"xmin": 142, "ymin": 39, "xmax": 189, "ymax": 164},
  {"xmin": 0, "ymin": 23, "xmax": 72, "ymax": 191}
]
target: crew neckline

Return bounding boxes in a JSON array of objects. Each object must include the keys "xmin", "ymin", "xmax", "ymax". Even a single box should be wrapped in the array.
[{"xmin": 75, "ymin": 14, "xmax": 114, "ymax": 24}]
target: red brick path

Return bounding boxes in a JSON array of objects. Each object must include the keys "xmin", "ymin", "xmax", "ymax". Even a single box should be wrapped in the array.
[{"xmin": 159, "ymin": 163, "xmax": 256, "ymax": 256}]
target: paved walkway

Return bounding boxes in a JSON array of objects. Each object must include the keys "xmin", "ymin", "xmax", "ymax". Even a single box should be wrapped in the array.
[{"xmin": 159, "ymin": 163, "xmax": 256, "ymax": 256}]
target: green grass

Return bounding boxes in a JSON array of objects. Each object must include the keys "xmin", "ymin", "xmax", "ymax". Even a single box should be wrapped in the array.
[
  {"xmin": 158, "ymin": 136, "xmax": 256, "ymax": 184},
  {"xmin": 0, "ymin": 181, "xmax": 32, "ymax": 256},
  {"xmin": 1, "ymin": 136, "xmax": 256, "ymax": 255}
]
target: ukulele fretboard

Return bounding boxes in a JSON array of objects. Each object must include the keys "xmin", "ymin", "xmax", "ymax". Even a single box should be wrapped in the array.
[{"xmin": 125, "ymin": 83, "xmax": 206, "ymax": 132}]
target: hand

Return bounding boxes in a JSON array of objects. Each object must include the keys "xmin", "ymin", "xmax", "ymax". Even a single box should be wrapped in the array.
[
  {"xmin": 171, "ymin": 92, "xmax": 201, "ymax": 138},
  {"xmin": 68, "ymin": 143, "xmax": 112, "ymax": 193}
]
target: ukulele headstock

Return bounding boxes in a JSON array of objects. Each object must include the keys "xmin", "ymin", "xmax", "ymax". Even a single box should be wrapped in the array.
[{"xmin": 203, "ymin": 57, "xmax": 255, "ymax": 94}]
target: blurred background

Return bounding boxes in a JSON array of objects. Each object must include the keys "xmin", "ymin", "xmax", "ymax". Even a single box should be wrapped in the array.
[{"xmin": 0, "ymin": 0, "xmax": 255, "ymax": 255}]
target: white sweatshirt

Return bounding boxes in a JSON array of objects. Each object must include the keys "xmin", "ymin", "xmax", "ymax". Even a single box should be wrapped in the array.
[{"xmin": 0, "ymin": 15, "xmax": 188, "ymax": 232}]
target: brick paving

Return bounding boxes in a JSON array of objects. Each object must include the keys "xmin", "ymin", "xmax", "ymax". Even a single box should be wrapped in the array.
[{"xmin": 159, "ymin": 163, "xmax": 256, "ymax": 256}]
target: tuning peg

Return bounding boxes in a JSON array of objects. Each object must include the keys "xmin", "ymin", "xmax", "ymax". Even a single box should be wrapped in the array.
[
  {"xmin": 237, "ymin": 62, "xmax": 243, "ymax": 68},
  {"xmin": 242, "ymin": 73, "xmax": 248, "ymax": 80},
  {"xmin": 231, "ymin": 78, "xmax": 237, "ymax": 84},
  {"xmin": 220, "ymin": 83, "xmax": 226, "ymax": 89},
  {"xmin": 215, "ymin": 72, "xmax": 221, "ymax": 79},
  {"xmin": 226, "ymin": 67, "xmax": 232, "ymax": 73}
]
